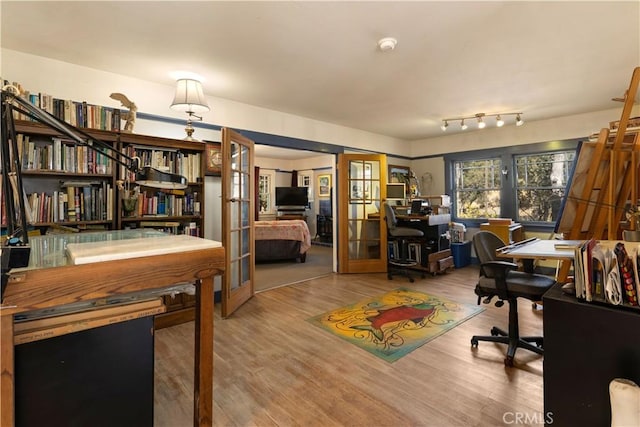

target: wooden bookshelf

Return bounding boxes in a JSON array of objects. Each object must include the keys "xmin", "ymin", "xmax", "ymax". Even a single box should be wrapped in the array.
[{"xmin": 6, "ymin": 120, "xmax": 207, "ymax": 328}]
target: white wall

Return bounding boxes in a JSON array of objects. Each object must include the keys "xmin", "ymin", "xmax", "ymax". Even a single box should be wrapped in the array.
[{"xmin": 2, "ymin": 49, "xmax": 409, "ymax": 156}]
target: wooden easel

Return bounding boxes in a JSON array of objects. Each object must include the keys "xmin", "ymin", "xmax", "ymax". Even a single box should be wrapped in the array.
[{"xmin": 556, "ymin": 67, "xmax": 640, "ymax": 281}]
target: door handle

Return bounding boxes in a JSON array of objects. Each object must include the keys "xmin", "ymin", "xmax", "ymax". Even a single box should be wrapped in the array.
[{"xmin": 228, "ymin": 198, "xmax": 240, "ymax": 203}]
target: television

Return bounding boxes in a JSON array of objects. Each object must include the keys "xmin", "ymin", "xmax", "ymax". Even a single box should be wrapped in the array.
[
  {"xmin": 386, "ymin": 183, "xmax": 406, "ymax": 201},
  {"xmin": 275, "ymin": 186, "xmax": 308, "ymax": 206}
]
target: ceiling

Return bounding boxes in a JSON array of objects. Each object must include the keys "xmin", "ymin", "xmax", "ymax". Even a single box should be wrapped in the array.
[{"xmin": 1, "ymin": 1, "xmax": 639, "ymax": 148}]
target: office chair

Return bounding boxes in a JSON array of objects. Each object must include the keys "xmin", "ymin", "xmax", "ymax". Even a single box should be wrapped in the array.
[
  {"xmin": 471, "ymin": 230, "xmax": 556, "ymax": 366},
  {"xmin": 383, "ymin": 202, "xmax": 424, "ymax": 282}
]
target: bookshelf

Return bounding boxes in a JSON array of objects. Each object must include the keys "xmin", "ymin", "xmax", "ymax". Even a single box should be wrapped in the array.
[
  {"xmin": 118, "ymin": 132, "xmax": 205, "ymax": 238},
  {"xmin": 5, "ymin": 120, "xmax": 206, "ymax": 328},
  {"xmin": 7, "ymin": 121, "xmax": 206, "ymax": 237},
  {"xmin": 10, "ymin": 121, "xmax": 118, "ymax": 233}
]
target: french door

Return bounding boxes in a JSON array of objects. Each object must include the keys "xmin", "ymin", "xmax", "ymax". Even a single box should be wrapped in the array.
[
  {"xmin": 221, "ymin": 128, "xmax": 255, "ymax": 317},
  {"xmin": 337, "ymin": 153, "xmax": 388, "ymax": 273}
]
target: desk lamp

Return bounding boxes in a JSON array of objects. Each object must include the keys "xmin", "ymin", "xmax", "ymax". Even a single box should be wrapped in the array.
[{"xmin": 1, "ymin": 85, "xmax": 188, "ymax": 301}]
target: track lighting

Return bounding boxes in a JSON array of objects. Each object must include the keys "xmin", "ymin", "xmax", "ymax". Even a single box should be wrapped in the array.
[{"xmin": 440, "ymin": 112, "xmax": 524, "ymax": 132}]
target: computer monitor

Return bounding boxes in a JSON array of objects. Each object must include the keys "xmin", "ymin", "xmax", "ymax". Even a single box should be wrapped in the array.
[{"xmin": 386, "ymin": 183, "xmax": 406, "ymax": 204}]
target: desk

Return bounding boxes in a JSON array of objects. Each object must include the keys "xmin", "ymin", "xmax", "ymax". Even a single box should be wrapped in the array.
[
  {"xmin": 371, "ymin": 212, "xmax": 453, "ymax": 274},
  {"xmin": 496, "ymin": 238, "xmax": 577, "ymax": 275},
  {"xmin": 481, "ymin": 221, "xmax": 524, "ymax": 244},
  {"xmin": 0, "ymin": 230, "xmax": 225, "ymax": 427}
]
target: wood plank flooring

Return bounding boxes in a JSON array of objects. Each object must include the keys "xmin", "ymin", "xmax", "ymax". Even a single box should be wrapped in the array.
[{"xmin": 154, "ymin": 266, "xmax": 545, "ymax": 426}]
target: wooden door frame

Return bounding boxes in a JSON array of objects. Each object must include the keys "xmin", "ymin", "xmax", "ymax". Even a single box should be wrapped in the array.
[
  {"xmin": 337, "ymin": 153, "xmax": 388, "ymax": 273},
  {"xmin": 221, "ymin": 128, "xmax": 255, "ymax": 318}
]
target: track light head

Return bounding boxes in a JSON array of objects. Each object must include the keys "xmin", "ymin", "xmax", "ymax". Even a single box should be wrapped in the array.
[
  {"xmin": 496, "ymin": 115, "xmax": 504, "ymax": 127},
  {"xmin": 460, "ymin": 119, "xmax": 468, "ymax": 130},
  {"xmin": 441, "ymin": 120, "xmax": 449, "ymax": 131},
  {"xmin": 476, "ymin": 113, "xmax": 486, "ymax": 129},
  {"xmin": 516, "ymin": 114, "xmax": 524, "ymax": 126}
]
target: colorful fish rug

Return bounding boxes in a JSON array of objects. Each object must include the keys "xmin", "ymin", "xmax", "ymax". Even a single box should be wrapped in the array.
[{"xmin": 308, "ymin": 288, "xmax": 484, "ymax": 362}]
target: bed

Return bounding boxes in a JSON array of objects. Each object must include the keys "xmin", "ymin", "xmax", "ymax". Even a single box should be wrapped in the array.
[{"xmin": 255, "ymin": 219, "xmax": 311, "ymax": 263}]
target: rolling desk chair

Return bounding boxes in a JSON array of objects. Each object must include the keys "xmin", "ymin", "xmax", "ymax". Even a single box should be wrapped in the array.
[
  {"xmin": 471, "ymin": 230, "xmax": 556, "ymax": 366},
  {"xmin": 383, "ymin": 202, "xmax": 424, "ymax": 282}
]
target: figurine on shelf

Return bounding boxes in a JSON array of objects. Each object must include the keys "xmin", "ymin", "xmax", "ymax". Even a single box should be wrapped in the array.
[{"xmin": 109, "ymin": 92, "xmax": 137, "ymax": 132}]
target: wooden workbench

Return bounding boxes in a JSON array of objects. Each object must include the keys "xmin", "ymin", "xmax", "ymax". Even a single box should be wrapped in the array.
[{"xmin": 0, "ymin": 230, "xmax": 225, "ymax": 427}]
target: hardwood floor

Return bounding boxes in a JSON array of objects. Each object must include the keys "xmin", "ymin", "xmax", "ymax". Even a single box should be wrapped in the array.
[{"xmin": 155, "ymin": 266, "xmax": 545, "ymax": 426}]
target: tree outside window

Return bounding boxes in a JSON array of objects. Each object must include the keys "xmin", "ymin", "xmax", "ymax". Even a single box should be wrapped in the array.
[
  {"xmin": 454, "ymin": 158, "xmax": 502, "ymax": 219},
  {"xmin": 515, "ymin": 151, "xmax": 575, "ymax": 223}
]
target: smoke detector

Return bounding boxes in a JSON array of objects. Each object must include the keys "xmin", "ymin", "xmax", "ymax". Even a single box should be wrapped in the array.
[{"xmin": 378, "ymin": 37, "xmax": 397, "ymax": 52}]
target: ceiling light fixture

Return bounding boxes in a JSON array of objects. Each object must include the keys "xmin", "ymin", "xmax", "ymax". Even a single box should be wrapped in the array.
[
  {"xmin": 378, "ymin": 37, "xmax": 397, "ymax": 51},
  {"xmin": 440, "ymin": 112, "xmax": 525, "ymax": 132}
]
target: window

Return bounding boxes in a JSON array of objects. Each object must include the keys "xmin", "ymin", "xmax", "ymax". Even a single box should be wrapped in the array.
[
  {"xmin": 515, "ymin": 151, "xmax": 575, "ymax": 223},
  {"xmin": 454, "ymin": 158, "xmax": 502, "ymax": 219},
  {"xmin": 298, "ymin": 173, "xmax": 313, "ymax": 200},
  {"xmin": 258, "ymin": 173, "xmax": 273, "ymax": 213},
  {"xmin": 445, "ymin": 139, "xmax": 580, "ymax": 229}
]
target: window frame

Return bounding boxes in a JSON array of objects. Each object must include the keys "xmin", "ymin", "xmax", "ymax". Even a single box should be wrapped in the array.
[
  {"xmin": 258, "ymin": 169, "xmax": 276, "ymax": 214},
  {"xmin": 444, "ymin": 138, "xmax": 581, "ymax": 232}
]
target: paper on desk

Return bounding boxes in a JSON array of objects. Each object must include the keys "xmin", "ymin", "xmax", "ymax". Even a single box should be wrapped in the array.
[{"xmin": 66, "ymin": 235, "xmax": 221, "ymax": 265}]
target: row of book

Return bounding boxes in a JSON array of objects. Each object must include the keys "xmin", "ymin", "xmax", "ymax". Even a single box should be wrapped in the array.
[
  {"xmin": 129, "ymin": 190, "xmax": 201, "ymax": 217},
  {"xmin": 573, "ymin": 239, "xmax": 639, "ymax": 307},
  {"xmin": 26, "ymin": 183, "xmax": 114, "ymax": 224},
  {"xmin": 136, "ymin": 221, "xmax": 200, "ymax": 236},
  {"xmin": 121, "ymin": 145, "xmax": 202, "ymax": 183},
  {"xmin": 18, "ymin": 134, "xmax": 113, "ymax": 174},
  {"xmin": 5, "ymin": 79, "xmax": 122, "ymax": 131}
]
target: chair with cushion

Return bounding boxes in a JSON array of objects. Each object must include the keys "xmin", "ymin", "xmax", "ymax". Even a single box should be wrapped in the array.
[
  {"xmin": 383, "ymin": 202, "xmax": 424, "ymax": 282},
  {"xmin": 471, "ymin": 230, "xmax": 556, "ymax": 366}
]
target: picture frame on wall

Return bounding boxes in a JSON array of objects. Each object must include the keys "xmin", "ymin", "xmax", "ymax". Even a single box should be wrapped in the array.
[
  {"xmin": 204, "ymin": 142, "xmax": 222, "ymax": 176},
  {"xmin": 318, "ymin": 174, "xmax": 331, "ymax": 197},
  {"xmin": 388, "ymin": 164, "xmax": 410, "ymax": 184}
]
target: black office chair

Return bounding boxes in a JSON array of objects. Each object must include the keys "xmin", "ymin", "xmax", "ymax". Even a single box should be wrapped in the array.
[
  {"xmin": 383, "ymin": 202, "xmax": 424, "ymax": 282},
  {"xmin": 471, "ymin": 231, "xmax": 555, "ymax": 366}
]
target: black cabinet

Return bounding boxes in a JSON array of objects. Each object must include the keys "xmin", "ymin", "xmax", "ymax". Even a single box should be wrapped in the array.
[
  {"xmin": 316, "ymin": 215, "xmax": 333, "ymax": 243},
  {"xmin": 15, "ymin": 317, "xmax": 154, "ymax": 427},
  {"xmin": 543, "ymin": 283, "xmax": 640, "ymax": 426}
]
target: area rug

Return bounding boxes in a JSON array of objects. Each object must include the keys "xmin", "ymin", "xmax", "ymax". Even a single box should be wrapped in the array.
[{"xmin": 308, "ymin": 288, "xmax": 484, "ymax": 362}]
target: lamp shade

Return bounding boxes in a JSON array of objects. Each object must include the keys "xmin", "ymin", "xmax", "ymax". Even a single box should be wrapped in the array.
[{"xmin": 170, "ymin": 79, "xmax": 210, "ymax": 113}]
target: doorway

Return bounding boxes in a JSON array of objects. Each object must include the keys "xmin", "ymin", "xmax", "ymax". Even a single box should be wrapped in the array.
[{"xmin": 254, "ymin": 145, "xmax": 335, "ymax": 291}]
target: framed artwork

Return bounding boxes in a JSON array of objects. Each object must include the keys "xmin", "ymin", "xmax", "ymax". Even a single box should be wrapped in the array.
[
  {"xmin": 204, "ymin": 142, "xmax": 222, "ymax": 176},
  {"xmin": 388, "ymin": 164, "xmax": 410, "ymax": 184},
  {"xmin": 350, "ymin": 181, "xmax": 364, "ymax": 203},
  {"xmin": 318, "ymin": 174, "xmax": 331, "ymax": 197}
]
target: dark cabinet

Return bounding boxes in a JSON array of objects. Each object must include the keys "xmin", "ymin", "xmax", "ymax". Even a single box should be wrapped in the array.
[
  {"xmin": 16, "ymin": 317, "xmax": 154, "ymax": 427},
  {"xmin": 543, "ymin": 283, "xmax": 640, "ymax": 426},
  {"xmin": 316, "ymin": 215, "xmax": 333, "ymax": 243}
]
